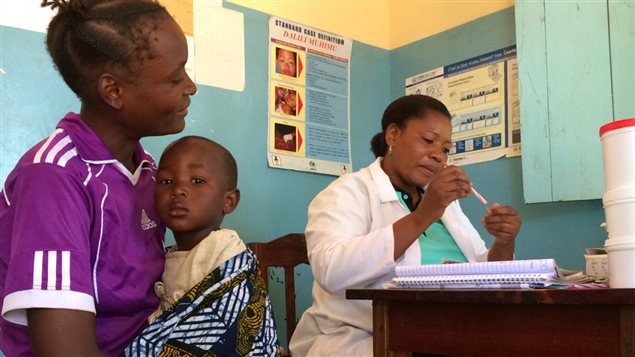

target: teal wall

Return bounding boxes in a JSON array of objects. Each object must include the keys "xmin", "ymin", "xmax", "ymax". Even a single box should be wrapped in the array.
[
  {"xmin": 391, "ymin": 7, "xmax": 607, "ymax": 269},
  {"xmin": 0, "ymin": 3, "xmax": 607, "ymax": 352}
]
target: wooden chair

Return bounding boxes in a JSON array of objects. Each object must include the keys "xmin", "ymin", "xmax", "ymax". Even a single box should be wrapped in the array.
[{"xmin": 247, "ymin": 233, "xmax": 309, "ymax": 354}]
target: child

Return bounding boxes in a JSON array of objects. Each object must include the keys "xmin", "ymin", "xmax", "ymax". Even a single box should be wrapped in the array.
[
  {"xmin": 275, "ymin": 47, "xmax": 297, "ymax": 77},
  {"xmin": 123, "ymin": 136, "xmax": 279, "ymax": 356},
  {"xmin": 275, "ymin": 88, "xmax": 297, "ymax": 116},
  {"xmin": 0, "ymin": 0, "xmax": 196, "ymax": 355}
]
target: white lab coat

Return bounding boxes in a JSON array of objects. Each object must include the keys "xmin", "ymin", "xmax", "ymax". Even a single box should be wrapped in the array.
[{"xmin": 289, "ymin": 158, "xmax": 488, "ymax": 357}]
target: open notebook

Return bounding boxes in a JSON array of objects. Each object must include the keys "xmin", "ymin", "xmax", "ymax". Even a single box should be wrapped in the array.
[{"xmin": 390, "ymin": 258, "xmax": 589, "ymax": 289}]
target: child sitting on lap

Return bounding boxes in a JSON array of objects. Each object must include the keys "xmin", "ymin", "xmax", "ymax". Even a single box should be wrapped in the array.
[{"xmin": 123, "ymin": 135, "xmax": 279, "ymax": 356}]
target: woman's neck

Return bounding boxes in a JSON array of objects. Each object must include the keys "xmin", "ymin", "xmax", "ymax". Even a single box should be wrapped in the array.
[
  {"xmin": 80, "ymin": 106, "xmax": 138, "ymax": 172},
  {"xmin": 381, "ymin": 156, "xmax": 419, "ymax": 199}
]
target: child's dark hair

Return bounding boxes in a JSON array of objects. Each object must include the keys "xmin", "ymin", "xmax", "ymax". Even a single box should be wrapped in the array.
[
  {"xmin": 370, "ymin": 94, "xmax": 452, "ymax": 158},
  {"xmin": 41, "ymin": 0, "xmax": 170, "ymax": 99},
  {"xmin": 163, "ymin": 136, "xmax": 239, "ymax": 189}
]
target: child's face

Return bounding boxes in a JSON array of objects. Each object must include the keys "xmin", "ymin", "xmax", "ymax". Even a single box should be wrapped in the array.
[
  {"xmin": 155, "ymin": 140, "xmax": 236, "ymax": 249},
  {"xmin": 284, "ymin": 91, "xmax": 296, "ymax": 109},
  {"xmin": 118, "ymin": 17, "xmax": 197, "ymax": 138},
  {"xmin": 276, "ymin": 48, "xmax": 296, "ymax": 77}
]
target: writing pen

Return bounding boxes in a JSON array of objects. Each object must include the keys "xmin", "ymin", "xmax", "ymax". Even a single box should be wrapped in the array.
[
  {"xmin": 443, "ymin": 164, "xmax": 488, "ymax": 205},
  {"xmin": 471, "ymin": 186, "xmax": 488, "ymax": 205}
]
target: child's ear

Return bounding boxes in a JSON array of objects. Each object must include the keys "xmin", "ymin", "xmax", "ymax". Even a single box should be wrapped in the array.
[
  {"xmin": 97, "ymin": 73, "xmax": 123, "ymax": 109},
  {"xmin": 223, "ymin": 188, "xmax": 240, "ymax": 214}
]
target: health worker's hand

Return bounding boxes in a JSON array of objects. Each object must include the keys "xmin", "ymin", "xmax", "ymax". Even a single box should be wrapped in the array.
[
  {"xmin": 416, "ymin": 165, "xmax": 472, "ymax": 221},
  {"xmin": 482, "ymin": 202, "xmax": 521, "ymax": 245}
]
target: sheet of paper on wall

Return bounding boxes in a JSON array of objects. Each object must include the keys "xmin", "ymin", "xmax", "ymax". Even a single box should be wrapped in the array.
[
  {"xmin": 193, "ymin": 2, "xmax": 245, "ymax": 92},
  {"xmin": 0, "ymin": 0, "xmax": 55, "ymax": 33}
]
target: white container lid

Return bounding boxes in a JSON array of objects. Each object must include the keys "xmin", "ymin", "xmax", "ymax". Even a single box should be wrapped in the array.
[
  {"xmin": 603, "ymin": 187, "xmax": 635, "ymax": 204},
  {"xmin": 605, "ymin": 236, "xmax": 635, "ymax": 247},
  {"xmin": 599, "ymin": 118, "xmax": 635, "ymax": 138}
]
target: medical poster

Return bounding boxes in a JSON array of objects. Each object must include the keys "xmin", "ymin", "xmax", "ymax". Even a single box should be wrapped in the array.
[
  {"xmin": 405, "ymin": 46, "xmax": 520, "ymax": 166},
  {"xmin": 268, "ymin": 17, "xmax": 352, "ymax": 176}
]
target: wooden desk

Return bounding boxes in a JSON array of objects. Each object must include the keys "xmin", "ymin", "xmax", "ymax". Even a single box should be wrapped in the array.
[{"xmin": 346, "ymin": 288, "xmax": 635, "ymax": 357}]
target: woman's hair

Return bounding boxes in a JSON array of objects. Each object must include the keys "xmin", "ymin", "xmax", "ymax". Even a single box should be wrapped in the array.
[
  {"xmin": 370, "ymin": 94, "xmax": 452, "ymax": 158},
  {"xmin": 41, "ymin": 0, "xmax": 170, "ymax": 100}
]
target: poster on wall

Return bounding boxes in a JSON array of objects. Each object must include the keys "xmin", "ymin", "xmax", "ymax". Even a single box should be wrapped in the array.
[
  {"xmin": 405, "ymin": 46, "xmax": 520, "ymax": 166},
  {"xmin": 268, "ymin": 17, "xmax": 352, "ymax": 176}
]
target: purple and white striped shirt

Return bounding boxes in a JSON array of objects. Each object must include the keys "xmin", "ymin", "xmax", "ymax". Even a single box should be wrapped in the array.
[{"xmin": 0, "ymin": 112, "xmax": 165, "ymax": 356}]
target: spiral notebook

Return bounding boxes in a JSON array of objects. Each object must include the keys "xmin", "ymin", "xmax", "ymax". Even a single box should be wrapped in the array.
[{"xmin": 391, "ymin": 258, "xmax": 586, "ymax": 289}]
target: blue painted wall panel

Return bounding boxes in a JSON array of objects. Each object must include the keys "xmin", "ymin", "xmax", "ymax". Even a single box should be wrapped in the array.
[
  {"xmin": 609, "ymin": 1, "xmax": 635, "ymax": 120},
  {"xmin": 514, "ymin": 1, "xmax": 553, "ymax": 203}
]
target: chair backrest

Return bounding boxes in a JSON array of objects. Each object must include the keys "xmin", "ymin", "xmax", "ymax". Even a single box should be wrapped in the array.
[{"xmin": 247, "ymin": 233, "xmax": 309, "ymax": 352}]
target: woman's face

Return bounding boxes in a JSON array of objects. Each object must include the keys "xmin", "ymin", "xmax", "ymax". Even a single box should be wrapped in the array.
[
  {"xmin": 118, "ymin": 17, "xmax": 197, "ymax": 138},
  {"xmin": 386, "ymin": 111, "xmax": 452, "ymax": 189}
]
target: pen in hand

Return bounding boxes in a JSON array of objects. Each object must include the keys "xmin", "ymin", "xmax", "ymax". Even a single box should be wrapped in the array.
[
  {"xmin": 444, "ymin": 163, "xmax": 488, "ymax": 205},
  {"xmin": 471, "ymin": 185, "xmax": 488, "ymax": 205}
]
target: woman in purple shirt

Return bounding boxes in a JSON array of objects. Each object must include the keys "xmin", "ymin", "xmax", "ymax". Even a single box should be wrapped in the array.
[{"xmin": 0, "ymin": 0, "xmax": 197, "ymax": 355}]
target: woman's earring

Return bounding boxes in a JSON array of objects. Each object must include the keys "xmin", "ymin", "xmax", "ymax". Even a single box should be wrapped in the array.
[{"xmin": 388, "ymin": 145, "xmax": 393, "ymax": 156}]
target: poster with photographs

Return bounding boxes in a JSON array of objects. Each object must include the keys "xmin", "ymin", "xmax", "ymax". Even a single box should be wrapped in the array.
[
  {"xmin": 268, "ymin": 17, "xmax": 352, "ymax": 176},
  {"xmin": 405, "ymin": 46, "xmax": 520, "ymax": 166}
]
